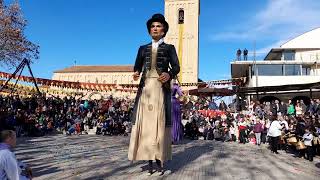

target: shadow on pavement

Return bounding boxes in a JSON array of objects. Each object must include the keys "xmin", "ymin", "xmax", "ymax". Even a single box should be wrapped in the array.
[{"xmin": 15, "ymin": 135, "xmax": 320, "ymax": 180}]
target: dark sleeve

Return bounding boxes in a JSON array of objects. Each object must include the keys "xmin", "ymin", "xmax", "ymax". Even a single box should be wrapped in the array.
[
  {"xmin": 168, "ymin": 45, "xmax": 180, "ymax": 79},
  {"xmin": 133, "ymin": 46, "xmax": 143, "ymax": 73}
]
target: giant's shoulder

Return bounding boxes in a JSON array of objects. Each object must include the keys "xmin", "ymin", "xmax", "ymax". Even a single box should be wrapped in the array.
[
  {"xmin": 139, "ymin": 42, "xmax": 151, "ymax": 49},
  {"xmin": 162, "ymin": 43, "xmax": 175, "ymax": 48},
  {"xmin": 140, "ymin": 42, "xmax": 175, "ymax": 47},
  {"xmin": 138, "ymin": 42, "xmax": 176, "ymax": 51}
]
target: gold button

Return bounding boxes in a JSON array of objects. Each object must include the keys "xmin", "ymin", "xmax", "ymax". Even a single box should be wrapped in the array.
[{"xmin": 148, "ymin": 104, "xmax": 153, "ymax": 111}]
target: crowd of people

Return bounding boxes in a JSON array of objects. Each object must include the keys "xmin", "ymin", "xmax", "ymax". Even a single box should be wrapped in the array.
[
  {"xmin": 1, "ymin": 94, "xmax": 320, "ymax": 152},
  {"xmin": 1, "ymin": 93, "xmax": 320, "ymax": 166},
  {"xmin": 180, "ymin": 98, "xmax": 320, "ymax": 162},
  {"xmin": 0, "ymin": 94, "xmax": 133, "ymax": 137}
]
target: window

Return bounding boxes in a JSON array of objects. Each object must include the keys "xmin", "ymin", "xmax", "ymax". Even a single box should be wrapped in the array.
[
  {"xmin": 178, "ymin": 9, "xmax": 184, "ymax": 24},
  {"xmin": 251, "ymin": 65, "xmax": 255, "ymax": 77},
  {"xmin": 302, "ymin": 65, "xmax": 311, "ymax": 75},
  {"xmin": 256, "ymin": 65, "xmax": 283, "ymax": 76},
  {"xmin": 283, "ymin": 50, "xmax": 295, "ymax": 60},
  {"xmin": 284, "ymin": 65, "xmax": 301, "ymax": 75}
]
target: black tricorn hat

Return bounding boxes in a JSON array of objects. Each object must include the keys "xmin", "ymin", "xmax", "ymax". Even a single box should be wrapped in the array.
[{"xmin": 146, "ymin": 13, "xmax": 169, "ymax": 37}]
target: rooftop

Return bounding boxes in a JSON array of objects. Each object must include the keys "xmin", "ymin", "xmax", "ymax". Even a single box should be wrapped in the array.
[{"xmin": 54, "ymin": 65, "xmax": 134, "ymax": 73}]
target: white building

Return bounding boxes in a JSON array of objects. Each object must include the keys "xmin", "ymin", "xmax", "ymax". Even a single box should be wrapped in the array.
[{"xmin": 231, "ymin": 27, "xmax": 320, "ymax": 103}]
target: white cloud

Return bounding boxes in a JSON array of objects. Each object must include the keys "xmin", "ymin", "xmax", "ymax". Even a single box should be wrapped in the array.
[
  {"xmin": 254, "ymin": 40, "xmax": 287, "ymax": 54},
  {"xmin": 211, "ymin": 0, "xmax": 320, "ymax": 45}
]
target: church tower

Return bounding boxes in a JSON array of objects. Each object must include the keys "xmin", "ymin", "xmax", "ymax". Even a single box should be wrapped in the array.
[{"xmin": 164, "ymin": 0, "xmax": 200, "ymax": 88}]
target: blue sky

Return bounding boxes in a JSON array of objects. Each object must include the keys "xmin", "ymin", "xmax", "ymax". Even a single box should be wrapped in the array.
[{"xmin": 1, "ymin": 0, "xmax": 320, "ymax": 81}]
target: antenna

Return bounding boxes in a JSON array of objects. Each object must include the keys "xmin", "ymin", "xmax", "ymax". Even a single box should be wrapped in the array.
[
  {"xmin": 254, "ymin": 40, "xmax": 259, "ymax": 99},
  {"xmin": 253, "ymin": 40, "xmax": 256, "ymax": 61}
]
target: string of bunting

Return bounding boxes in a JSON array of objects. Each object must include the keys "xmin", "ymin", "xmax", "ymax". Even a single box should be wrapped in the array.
[
  {"xmin": 0, "ymin": 71, "xmax": 138, "ymax": 92},
  {"xmin": 1, "ymin": 83, "xmax": 85, "ymax": 96},
  {"xmin": 0, "ymin": 70, "xmax": 245, "ymax": 92}
]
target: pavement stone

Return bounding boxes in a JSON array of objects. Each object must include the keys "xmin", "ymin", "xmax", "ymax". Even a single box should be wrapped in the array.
[{"xmin": 15, "ymin": 135, "xmax": 320, "ymax": 180}]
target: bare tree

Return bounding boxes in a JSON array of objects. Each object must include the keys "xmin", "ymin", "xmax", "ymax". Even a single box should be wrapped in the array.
[{"xmin": 0, "ymin": 0, "xmax": 39, "ymax": 67}]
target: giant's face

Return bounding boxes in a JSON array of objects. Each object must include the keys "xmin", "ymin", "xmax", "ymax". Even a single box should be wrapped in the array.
[{"xmin": 150, "ymin": 22, "xmax": 165, "ymax": 40}]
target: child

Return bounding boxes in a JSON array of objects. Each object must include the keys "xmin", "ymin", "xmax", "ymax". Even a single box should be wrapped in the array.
[
  {"xmin": 229, "ymin": 125, "xmax": 236, "ymax": 142},
  {"xmin": 75, "ymin": 122, "xmax": 81, "ymax": 135},
  {"xmin": 303, "ymin": 128, "xmax": 314, "ymax": 161}
]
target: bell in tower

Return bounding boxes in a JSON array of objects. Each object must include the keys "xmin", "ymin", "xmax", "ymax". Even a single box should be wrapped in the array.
[{"xmin": 164, "ymin": 0, "xmax": 200, "ymax": 89}]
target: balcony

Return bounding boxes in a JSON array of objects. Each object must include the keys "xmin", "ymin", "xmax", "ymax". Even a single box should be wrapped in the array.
[{"xmin": 249, "ymin": 75, "xmax": 320, "ymax": 87}]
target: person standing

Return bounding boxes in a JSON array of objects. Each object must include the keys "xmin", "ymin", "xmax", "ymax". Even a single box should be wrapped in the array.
[
  {"xmin": 279, "ymin": 101, "xmax": 287, "ymax": 116},
  {"xmin": 236, "ymin": 49, "xmax": 242, "ymax": 61},
  {"xmin": 238, "ymin": 118, "xmax": 247, "ymax": 144},
  {"xmin": 243, "ymin": 48, "xmax": 248, "ymax": 60},
  {"xmin": 287, "ymin": 100, "xmax": 295, "ymax": 116},
  {"xmin": 308, "ymin": 100, "xmax": 316, "ymax": 115},
  {"xmin": 128, "ymin": 14, "xmax": 180, "ymax": 175},
  {"xmin": 303, "ymin": 128, "xmax": 314, "ymax": 161},
  {"xmin": 300, "ymin": 100, "xmax": 307, "ymax": 115},
  {"xmin": 0, "ymin": 130, "xmax": 32, "ymax": 180},
  {"xmin": 295, "ymin": 101, "xmax": 303, "ymax": 116},
  {"xmin": 171, "ymin": 81, "xmax": 183, "ymax": 144},
  {"xmin": 0, "ymin": 130, "xmax": 19, "ymax": 180},
  {"xmin": 253, "ymin": 118, "xmax": 263, "ymax": 146},
  {"xmin": 267, "ymin": 117, "xmax": 283, "ymax": 154},
  {"xmin": 229, "ymin": 124, "xmax": 236, "ymax": 142},
  {"xmin": 219, "ymin": 100, "xmax": 227, "ymax": 111}
]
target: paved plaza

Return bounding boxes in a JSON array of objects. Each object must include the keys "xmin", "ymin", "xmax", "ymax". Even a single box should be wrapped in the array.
[{"xmin": 15, "ymin": 134, "xmax": 320, "ymax": 180}]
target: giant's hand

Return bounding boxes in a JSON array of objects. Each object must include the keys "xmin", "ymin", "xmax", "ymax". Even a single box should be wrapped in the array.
[
  {"xmin": 158, "ymin": 72, "xmax": 170, "ymax": 83},
  {"xmin": 132, "ymin": 71, "xmax": 140, "ymax": 81},
  {"xmin": 26, "ymin": 167, "xmax": 33, "ymax": 179}
]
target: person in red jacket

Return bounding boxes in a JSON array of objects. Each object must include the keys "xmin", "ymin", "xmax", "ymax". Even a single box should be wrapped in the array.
[{"xmin": 238, "ymin": 118, "xmax": 247, "ymax": 144}]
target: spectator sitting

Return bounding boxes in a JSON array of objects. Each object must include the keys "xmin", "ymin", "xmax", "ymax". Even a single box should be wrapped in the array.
[
  {"xmin": 203, "ymin": 124, "xmax": 214, "ymax": 140},
  {"xmin": 75, "ymin": 122, "xmax": 81, "ymax": 135},
  {"xmin": 65, "ymin": 121, "xmax": 74, "ymax": 135},
  {"xmin": 209, "ymin": 100, "xmax": 218, "ymax": 110},
  {"xmin": 102, "ymin": 120, "xmax": 110, "ymax": 135},
  {"xmin": 96, "ymin": 121, "xmax": 103, "ymax": 135},
  {"xmin": 67, "ymin": 124, "xmax": 76, "ymax": 136}
]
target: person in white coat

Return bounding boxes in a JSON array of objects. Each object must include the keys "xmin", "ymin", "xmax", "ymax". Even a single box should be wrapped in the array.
[{"xmin": 267, "ymin": 117, "xmax": 283, "ymax": 154}]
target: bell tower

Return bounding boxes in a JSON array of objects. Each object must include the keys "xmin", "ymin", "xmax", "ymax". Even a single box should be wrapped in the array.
[{"xmin": 164, "ymin": 0, "xmax": 200, "ymax": 88}]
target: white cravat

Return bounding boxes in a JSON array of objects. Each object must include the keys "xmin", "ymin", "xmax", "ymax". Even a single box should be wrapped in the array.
[{"xmin": 152, "ymin": 38, "xmax": 164, "ymax": 49}]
